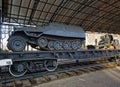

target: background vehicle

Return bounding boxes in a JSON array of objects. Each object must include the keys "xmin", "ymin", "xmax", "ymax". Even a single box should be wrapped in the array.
[{"xmin": 98, "ymin": 34, "xmax": 119, "ymax": 49}]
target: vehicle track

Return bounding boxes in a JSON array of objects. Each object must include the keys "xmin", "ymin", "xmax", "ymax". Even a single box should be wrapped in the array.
[{"xmin": 0, "ymin": 59, "xmax": 119, "ymax": 87}]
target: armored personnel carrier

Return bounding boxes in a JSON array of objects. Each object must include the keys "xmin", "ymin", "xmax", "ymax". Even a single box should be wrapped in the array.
[{"xmin": 7, "ymin": 23, "xmax": 85, "ymax": 52}]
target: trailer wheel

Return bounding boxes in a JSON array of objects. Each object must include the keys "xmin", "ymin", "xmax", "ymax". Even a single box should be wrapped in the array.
[
  {"xmin": 9, "ymin": 62, "xmax": 27, "ymax": 77},
  {"xmin": 7, "ymin": 36, "xmax": 26, "ymax": 52},
  {"xmin": 44, "ymin": 60, "xmax": 58, "ymax": 71}
]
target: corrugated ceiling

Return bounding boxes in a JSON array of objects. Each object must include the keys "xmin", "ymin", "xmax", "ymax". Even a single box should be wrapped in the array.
[{"xmin": 2, "ymin": 0, "xmax": 120, "ymax": 33}]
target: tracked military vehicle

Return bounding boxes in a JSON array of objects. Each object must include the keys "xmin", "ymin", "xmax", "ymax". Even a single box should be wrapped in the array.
[{"xmin": 7, "ymin": 23, "xmax": 85, "ymax": 52}]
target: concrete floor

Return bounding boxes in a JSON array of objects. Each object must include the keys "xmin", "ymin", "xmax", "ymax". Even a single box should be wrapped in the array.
[{"xmin": 34, "ymin": 67, "xmax": 120, "ymax": 87}]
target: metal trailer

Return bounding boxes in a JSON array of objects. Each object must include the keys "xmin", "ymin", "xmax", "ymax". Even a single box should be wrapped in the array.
[{"xmin": 0, "ymin": 49, "xmax": 120, "ymax": 77}]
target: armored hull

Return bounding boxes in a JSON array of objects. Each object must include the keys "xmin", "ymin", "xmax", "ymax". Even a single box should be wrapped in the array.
[{"xmin": 7, "ymin": 23, "xmax": 85, "ymax": 52}]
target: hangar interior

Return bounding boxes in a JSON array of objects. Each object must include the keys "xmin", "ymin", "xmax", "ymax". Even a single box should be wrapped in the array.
[
  {"xmin": 0, "ymin": 0, "xmax": 120, "ymax": 50},
  {"xmin": 1, "ymin": 1, "xmax": 120, "ymax": 85}
]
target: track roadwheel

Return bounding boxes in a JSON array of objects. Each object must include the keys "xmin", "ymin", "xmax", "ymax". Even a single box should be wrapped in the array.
[
  {"xmin": 72, "ymin": 41, "xmax": 81, "ymax": 50},
  {"xmin": 63, "ymin": 41, "xmax": 71, "ymax": 50},
  {"xmin": 48, "ymin": 41, "xmax": 54, "ymax": 50},
  {"xmin": 7, "ymin": 36, "xmax": 26, "ymax": 52},
  {"xmin": 44, "ymin": 60, "xmax": 58, "ymax": 71},
  {"xmin": 54, "ymin": 41, "xmax": 63, "ymax": 50},
  {"xmin": 38, "ymin": 38, "xmax": 48, "ymax": 48},
  {"xmin": 9, "ymin": 62, "xmax": 27, "ymax": 77}
]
